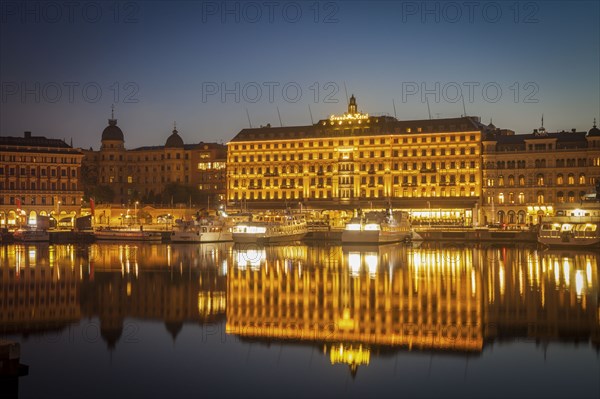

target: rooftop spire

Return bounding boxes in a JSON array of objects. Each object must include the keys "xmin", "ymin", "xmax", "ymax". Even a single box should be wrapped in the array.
[
  {"xmin": 108, "ymin": 104, "xmax": 117, "ymax": 126},
  {"xmin": 594, "ymin": 118, "xmax": 597, "ymax": 128},
  {"xmin": 173, "ymin": 121, "xmax": 177, "ymax": 132},
  {"xmin": 348, "ymin": 94, "xmax": 357, "ymax": 114}
]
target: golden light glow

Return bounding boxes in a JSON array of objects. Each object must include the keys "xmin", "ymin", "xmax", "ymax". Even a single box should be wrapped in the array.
[
  {"xmin": 328, "ymin": 344, "xmax": 370, "ymax": 371},
  {"xmin": 329, "ymin": 112, "xmax": 369, "ymax": 122}
]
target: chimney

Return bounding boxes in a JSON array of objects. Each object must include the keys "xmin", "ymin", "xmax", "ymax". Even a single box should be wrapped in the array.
[
  {"xmin": 571, "ymin": 128, "xmax": 576, "ymax": 133},
  {"xmin": 24, "ymin": 131, "xmax": 31, "ymax": 138}
]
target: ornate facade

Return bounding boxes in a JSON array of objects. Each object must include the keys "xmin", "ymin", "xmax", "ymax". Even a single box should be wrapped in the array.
[
  {"xmin": 481, "ymin": 122, "xmax": 600, "ymax": 226},
  {"xmin": 227, "ymin": 96, "xmax": 485, "ymax": 223},
  {"xmin": 0, "ymin": 131, "xmax": 84, "ymax": 227},
  {"xmin": 82, "ymin": 114, "xmax": 226, "ymax": 206}
]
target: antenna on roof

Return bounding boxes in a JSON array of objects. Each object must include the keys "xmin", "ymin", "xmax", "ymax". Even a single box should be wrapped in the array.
[
  {"xmin": 277, "ymin": 107, "xmax": 283, "ymax": 127},
  {"xmin": 308, "ymin": 104, "xmax": 314, "ymax": 124},
  {"xmin": 461, "ymin": 93, "xmax": 467, "ymax": 117},
  {"xmin": 343, "ymin": 82, "xmax": 349, "ymax": 105},
  {"xmin": 392, "ymin": 99, "xmax": 397, "ymax": 118},
  {"xmin": 426, "ymin": 97, "xmax": 432, "ymax": 120},
  {"xmin": 245, "ymin": 108, "xmax": 253, "ymax": 128},
  {"xmin": 111, "ymin": 104, "xmax": 114, "ymax": 119}
]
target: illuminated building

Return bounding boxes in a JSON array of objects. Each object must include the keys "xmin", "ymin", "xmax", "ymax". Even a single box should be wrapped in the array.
[
  {"xmin": 82, "ymin": 111, "xmax": 226, "ymax": 206},
  {"xmin": 0, "ymin": 244, "xmax": 81, "ymax": 333},
  {"xmin": 227, "ymin": 244, "xmax": 485, "ymax": 352},
  {"xmin": 481, "ymin": 120, "xmax": 600, "ymax": 226},
  {"xmin": 0, "ymin": 132, "xmax": 84, "ymax": 227},
  {"xmin": 227, "ymin": 96, "xmax": 485, "ymax": 224}
]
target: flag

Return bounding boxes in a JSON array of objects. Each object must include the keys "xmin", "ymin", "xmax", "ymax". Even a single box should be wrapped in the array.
[{"xmin": 90, "ymin": 197, "xmax": 95, "ymax": 216}]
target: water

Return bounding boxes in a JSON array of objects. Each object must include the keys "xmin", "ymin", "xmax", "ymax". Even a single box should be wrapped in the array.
[{"xmin": 1, "ymin": 242, "xmax": 599, "ymax": 398}]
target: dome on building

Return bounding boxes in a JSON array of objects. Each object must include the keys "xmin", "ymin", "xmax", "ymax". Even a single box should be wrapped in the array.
[
  {"xmin": 101, "ymin": 118, "xmax": 124, "ymax": 141},
  {"xmin": 588, "ymin": 119, "xmax": 600, "ymax": 137},
  {"xmin": 165, "ymin": 128, "xmax": 184, "ymax": 148}
]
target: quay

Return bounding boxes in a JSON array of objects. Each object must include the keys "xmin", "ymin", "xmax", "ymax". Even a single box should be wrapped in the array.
[
  {"xmin": 3, "ymin": 227, "xmax": 539, "ymax": 244},
  {"xmin": 413, "ymin": 227, "xmax": 538, "ymax": 242}
]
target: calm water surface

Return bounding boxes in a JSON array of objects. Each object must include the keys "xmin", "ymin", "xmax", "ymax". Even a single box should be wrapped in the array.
[{"xmin": 1, "ymin": 242, "xmax": 599, "ymax": 398}]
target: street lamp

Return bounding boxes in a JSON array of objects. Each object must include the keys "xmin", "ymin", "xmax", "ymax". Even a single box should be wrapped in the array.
[{"xmin": 135, "ymin": 201, "xmax": 139, "ymax": 225}]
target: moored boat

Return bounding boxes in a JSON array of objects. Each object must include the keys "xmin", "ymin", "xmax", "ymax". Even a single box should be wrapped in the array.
[
  {"xmin": 94, "ymin": 227, "xmax": 162, "ymax": 242},
  {"xmin": 538, "ymin": 202, "xmax": 600, "ymax": 248},
  {"xmin": 232, "ymin": 213, "xmax": 307, "ymax": 243},
  {"xmin": 13, "ymin": 227, "xmax": 50, "ymax": 242},
  {"xmin": 341, "ymin": 209, "xmax": 412, "ymax": 244},
  {"xmin": 170, "ymin": 220, "xmax": 233, "ymax": 243}
]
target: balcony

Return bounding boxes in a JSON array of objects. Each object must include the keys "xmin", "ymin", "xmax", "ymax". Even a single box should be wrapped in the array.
[{"xmin": 419, "ymin": 168, "xmax": 437, "ymax": 173}]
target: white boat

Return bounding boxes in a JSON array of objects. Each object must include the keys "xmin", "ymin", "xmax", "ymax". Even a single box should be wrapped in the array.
[
  {"xmin": 94, "ymin": 227, "xmax": 162, "ymax": 242},
  {"xmin": 170, "ymin": 220, "xmax": 233, "ymax": 243},
  {"xmin": 232, "ymin": 213, "xmax": 307, "ymax": 243},
  {"xmin": 538, "ymin": 202, "xmax": 600, "ymax": 248},
  {"xmin": 341, "ymin": 209, "xmax": 412, "ymax": 244},
  {"xmin": 13, "ymin": 227, "xmax": 50, "ymax": 242}
]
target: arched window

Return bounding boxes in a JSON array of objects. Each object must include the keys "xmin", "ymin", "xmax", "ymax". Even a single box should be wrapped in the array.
[
  {"xmin": 498, "ymin": 192, "xmax": 505, "ymax": 204},
  {"xmin": 498, "ymin": 175, "xmax": 504, "ymax": 186},
  {"xmin": 568, "ymin": 173, "xmax": 575, "ymax": 185},
  {"xmin": 536, "ymin": 174, "xmax": 544, "ymax": 186},
  {"xmin": 536, "ymin": 191, "xmax": 544, "ymax": 204},
  {"xmin": 508, "ymin": 210, "xmax": 515, "ymax": 224},
  {"xmin": 579, "ymin": 191, "xmax": 586, "ymax": 201},
  {"xmin": 497, "ymin": 210, "xmax": 505, "ymax": 224},
  {"xmin": 508, "ymin": 175, "xmax": 515, "ymax": 186},
  {"xmin": 557, "ymin": 191, "xmax": 564, "ymax": 203},
  {"xmin": 508, "ymin": 192, "xmax": 514, "ymax": 204},
  {"xmin": 517, "ymin": 210, "xmax": 526, "ymax": 224},
  {"xmin": 518, "ymin": 175, "xmax": 526, "ymax": 186},
  {"xmin": 579, "ymin": 173, "xmax": 586, "ymax": 185},
  {"xmin": 568, "ymin": 191, "xmax": 575, "ymax": 203},
  {"xmin": 518, "ymin": 192, "xmax": 525, "ymax": 204},
  {"xmin": 556, "ymin": 174, "xmax": 564, "ymax": 185}
]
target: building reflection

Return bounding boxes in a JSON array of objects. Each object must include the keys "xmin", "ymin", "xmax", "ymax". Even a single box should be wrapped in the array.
[
  {"xmin": 0, "ymin": 244, "xmax": 81, "ymax": 334},
  {"xmin": 226, "ymin": 243, "xmax": 600, "ymax": 373},
  {"xmin": 0, "ymin": 243, "xmax": 228, "ymax": 348},
  {"xmin": 0, "ymin": 242, "xmax": 598, "ymax": 372}
]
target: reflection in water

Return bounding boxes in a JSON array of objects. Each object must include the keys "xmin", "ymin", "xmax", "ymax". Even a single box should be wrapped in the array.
[
  {"xmin": 226, "ymin": 243, "xmax": 600, "ymax": 374},
  {"xmin": 1, "ymin": 242, "xmax": 599, "ymax": 373},
  {"xmin": 1, "ymin": 243, "xmax": 229, "ymax": 345}
]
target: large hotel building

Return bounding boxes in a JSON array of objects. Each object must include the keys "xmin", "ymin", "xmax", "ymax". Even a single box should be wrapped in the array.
[
  {"xmin": 228, "ymin": 96, "xmax": 485, "ymax": 224},
  {"xmin": 227, "ymin": 96, "xmax": 600, "ymax": 226}
]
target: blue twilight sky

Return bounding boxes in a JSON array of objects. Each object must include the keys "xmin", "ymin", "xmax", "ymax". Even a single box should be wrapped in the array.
[{"xmin": 0, "ymin": 1, "xmax": 599, "ymax": 149}]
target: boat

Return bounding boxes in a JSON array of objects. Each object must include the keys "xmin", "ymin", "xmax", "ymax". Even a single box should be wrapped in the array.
[
  {"xmin": 12, "ymin": 227, "xmax": 50, "ymax": 242},
  {"xmin": 341, "ymin": 209, "xmax": 412, "ymax": 244},
  {"xmin": 94, "ymin": 227, "xmax": 162, "ymax": 242},
  {"xmin": 170, "ymin": 219, "xmax": 233, "ymax": 243},
  {"xmin": 232, "ymin": 213, "xmax": 307, "ymax": 243},
  {"xmin": 538, "ymin": 202, "xmax": 600, "ymax": 248}
]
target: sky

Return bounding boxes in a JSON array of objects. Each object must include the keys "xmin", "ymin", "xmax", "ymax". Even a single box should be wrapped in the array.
[{"xmin": 1, "ymin": 0, "xmax": 599, "ymax": 150}]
